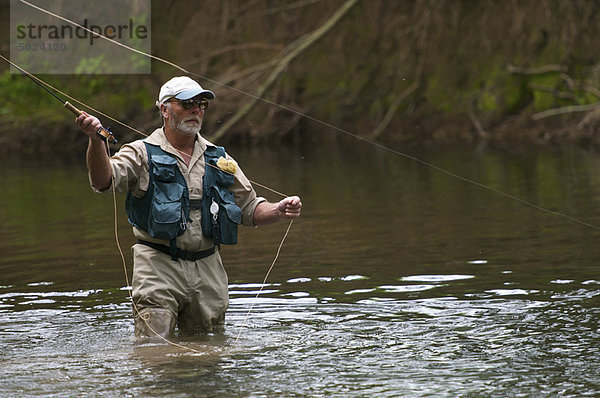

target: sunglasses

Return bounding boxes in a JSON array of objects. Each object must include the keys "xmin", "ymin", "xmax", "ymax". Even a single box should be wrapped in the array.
[{"xmin": 167, "ymin": 98, "xmax": 209, "ymax": 110}]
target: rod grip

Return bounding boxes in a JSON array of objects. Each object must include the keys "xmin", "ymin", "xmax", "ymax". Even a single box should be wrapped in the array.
[
  {"xmin": 64, "ymin": 101, "xmax": 83, "ymax": 116},
  {"xmin": 66, "ymin": 101, "xmax": 117, "ymax": 143}
]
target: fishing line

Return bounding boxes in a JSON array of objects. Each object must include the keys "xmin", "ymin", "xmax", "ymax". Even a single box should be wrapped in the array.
[
  {"xmin": 233, "ymin": 218, "xmax": 294, "ymax": 345},
  {"xmin": 104, "ymin": 135, "xmax": 206, "ymax": 354},
  {"xmin": 8, "ymin": 1, "xmax": 600, "ymax": 355},
  {"xmin": 2, "ymin": 52, "xmax": 206, "ymax": 352},
  {"xmin": 0, "ymin": 54, "xmax": 287, "ymax": 199},
  {"xmin": 0, "ymin": 54, "xmax": 145, "ymax": 139},
  {"xmin": 1, "ymin": 54, "xmax": 294, "ymax": 351},
  {"xmin": 8, "ymin": 1, "xmax": 600, "ymax": 354},
  {"xmin": 14, "ymin": 0, "xmax": 600, "ymax": 232},
  {"xmin": 4, "ymin": 56, "xmax": 117, "ymax": 143},
  {"xmin": 6, "ymin": 70, "xmax": 298, "ymax": 356}
]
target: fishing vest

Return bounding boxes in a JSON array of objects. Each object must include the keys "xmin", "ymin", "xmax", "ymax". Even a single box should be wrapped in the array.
[
  {"xmin": 200, "ymin": 145, "xmax": 242, "ymax": 246},
  {"xmin": 126, "ymin": 142, "xmax": 241, "ymax": 260}
]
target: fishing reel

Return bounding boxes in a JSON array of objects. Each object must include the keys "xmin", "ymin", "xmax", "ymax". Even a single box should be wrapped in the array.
[
  {"xmin": 64, "ymin": 101, "xmax": 118, "ymax": 144},
  {"xmin": 96, "ymin": 126, "xmax": 118, "ymax": 144}
]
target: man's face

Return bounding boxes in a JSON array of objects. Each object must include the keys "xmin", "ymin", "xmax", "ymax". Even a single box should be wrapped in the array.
[{"xmin": 163, "ymin": 98, "xmax": 204, "ymax": 137}]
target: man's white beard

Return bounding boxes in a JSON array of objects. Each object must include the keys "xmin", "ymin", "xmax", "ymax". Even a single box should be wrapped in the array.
[
  {"xmin": 168, "ymin": 113, "xmax": 202, "ymax": 137},
  {"xmin": 178, "ymin": 119, "xmax": 201, "ymax": 136}
]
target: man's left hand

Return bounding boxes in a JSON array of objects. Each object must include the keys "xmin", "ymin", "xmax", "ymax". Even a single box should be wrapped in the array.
[{"xmin": 277, "ymin": 196, "xmax": 302, "ymax": 218}]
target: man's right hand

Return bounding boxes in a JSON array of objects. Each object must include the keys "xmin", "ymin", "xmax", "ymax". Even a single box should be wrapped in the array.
[
  {"xmin": 76, "ymin": 111, "xmax": 104, "ymax": 140},
  {"xmin": 78, "ymin": 111, "xmax": 113, "ymax": 191}
]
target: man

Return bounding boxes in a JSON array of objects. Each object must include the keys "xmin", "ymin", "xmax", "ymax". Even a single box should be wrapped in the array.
[{"xmin": 77, "ymin": 76, "xmax": 302, "ymax": 338}]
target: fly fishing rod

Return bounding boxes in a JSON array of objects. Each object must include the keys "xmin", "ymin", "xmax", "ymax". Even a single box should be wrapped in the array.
[{"xmin": 11, "ymin": 62, "xmax": 117, "ymax": 144}]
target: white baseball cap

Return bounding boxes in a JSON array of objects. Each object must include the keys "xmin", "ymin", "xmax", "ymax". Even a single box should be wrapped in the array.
[{"xmin": 156, "ymin": 76, "xmax": 215, "ymax": 107}]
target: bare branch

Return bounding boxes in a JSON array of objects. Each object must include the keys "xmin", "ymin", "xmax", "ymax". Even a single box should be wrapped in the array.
[
  {"xmin": 184, "ymin": 43, "xmax": 285, "ymax": 68},
  {"xmin": 559, "ymin": 73, "xmax": 576, "ymax": 92},
  {"xmin": 581, "ymin": 84, "xmax": 600, "ymax": 99},
  {"xmin": 507, "ymin": 63, "xmax": 568, "ymax": 75},
  {"xmin": 467, "ymin": 101, "xmax": 490, "ymax": 139},
  {"xmin": 218, "ymin": 59, "xmax": 279, "ymax": 86},
  {"xmin": 369, "ymin": 0, "xmax": 444, "ymax": 139},
  {"xmin": 209, "ymin": 0, "xmax": 360, "ymax": 142},
  {"xmin": 528, "ymin": 83, "xmax": 577, "ymax": 101},
  {"xmin": 532, "ymin": 102, "xmax": 600, "ymax": 120},
  {"xmin": 234, "ymin": 0, "xmax": 323, "ymax": 22},
  {"xmin": 370, "ymin": 82, "xmax": 419, "ymax": 139}
]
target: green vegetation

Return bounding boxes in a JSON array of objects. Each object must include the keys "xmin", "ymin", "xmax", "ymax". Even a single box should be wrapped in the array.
[{"xmin": 2, "ymin": 0, "xmax": 600, "ymax": 155}]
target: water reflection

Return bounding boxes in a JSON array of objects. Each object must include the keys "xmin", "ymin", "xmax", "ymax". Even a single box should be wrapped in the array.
[{"xmin": 1, "ymin": 143, "xmax": 600, "ymax": 395}]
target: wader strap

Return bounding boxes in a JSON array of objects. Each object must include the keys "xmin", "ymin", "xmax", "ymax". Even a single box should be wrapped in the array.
[{"xmin": 137, "ymin": 240, "xmax": 216, "ymax": 262}]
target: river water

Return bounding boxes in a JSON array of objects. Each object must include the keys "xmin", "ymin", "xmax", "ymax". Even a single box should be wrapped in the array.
[{"xmin": 1, "ymin": 140, "xmax": 600, "ymax": 396}]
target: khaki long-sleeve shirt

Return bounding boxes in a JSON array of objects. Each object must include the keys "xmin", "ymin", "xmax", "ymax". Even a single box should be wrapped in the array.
[{"xmin": 91, "ymin": 127, "xmax": 265, "ymax": 251}]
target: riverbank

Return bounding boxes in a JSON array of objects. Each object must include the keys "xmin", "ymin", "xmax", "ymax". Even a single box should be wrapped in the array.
[
  {"xmin": 2, "ymin": 112, "xmax": 598, "ymax": 163},
  {"xmin": 3, "ymin": 1, "xmax": 600, "ymax": 155}
]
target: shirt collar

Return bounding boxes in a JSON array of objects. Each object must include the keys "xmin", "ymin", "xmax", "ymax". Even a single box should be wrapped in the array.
[{"xmin": 145, "ymin": 127, "xmax": 216, "ymax": 158}]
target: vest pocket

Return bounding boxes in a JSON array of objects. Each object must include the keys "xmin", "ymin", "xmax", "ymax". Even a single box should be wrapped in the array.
[
  {"xmin": 149, "ymin": 181, "xmax": 186, "ymax": 240},
  {"xmin": 213, "ymin": 186, "xmax": 241, "ymax": 244},
  {"xmin": 214, "ymin": 186, "xmax": 242, "ymax": 224},
  {"xmin": 152, "ymin": 155, "xmax": 178, "ymax": 182}
]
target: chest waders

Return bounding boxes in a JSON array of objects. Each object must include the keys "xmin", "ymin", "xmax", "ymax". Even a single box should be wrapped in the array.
[{"xmin": 126, "ymin": 142, "xmax": 241, "ymax": 261}]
